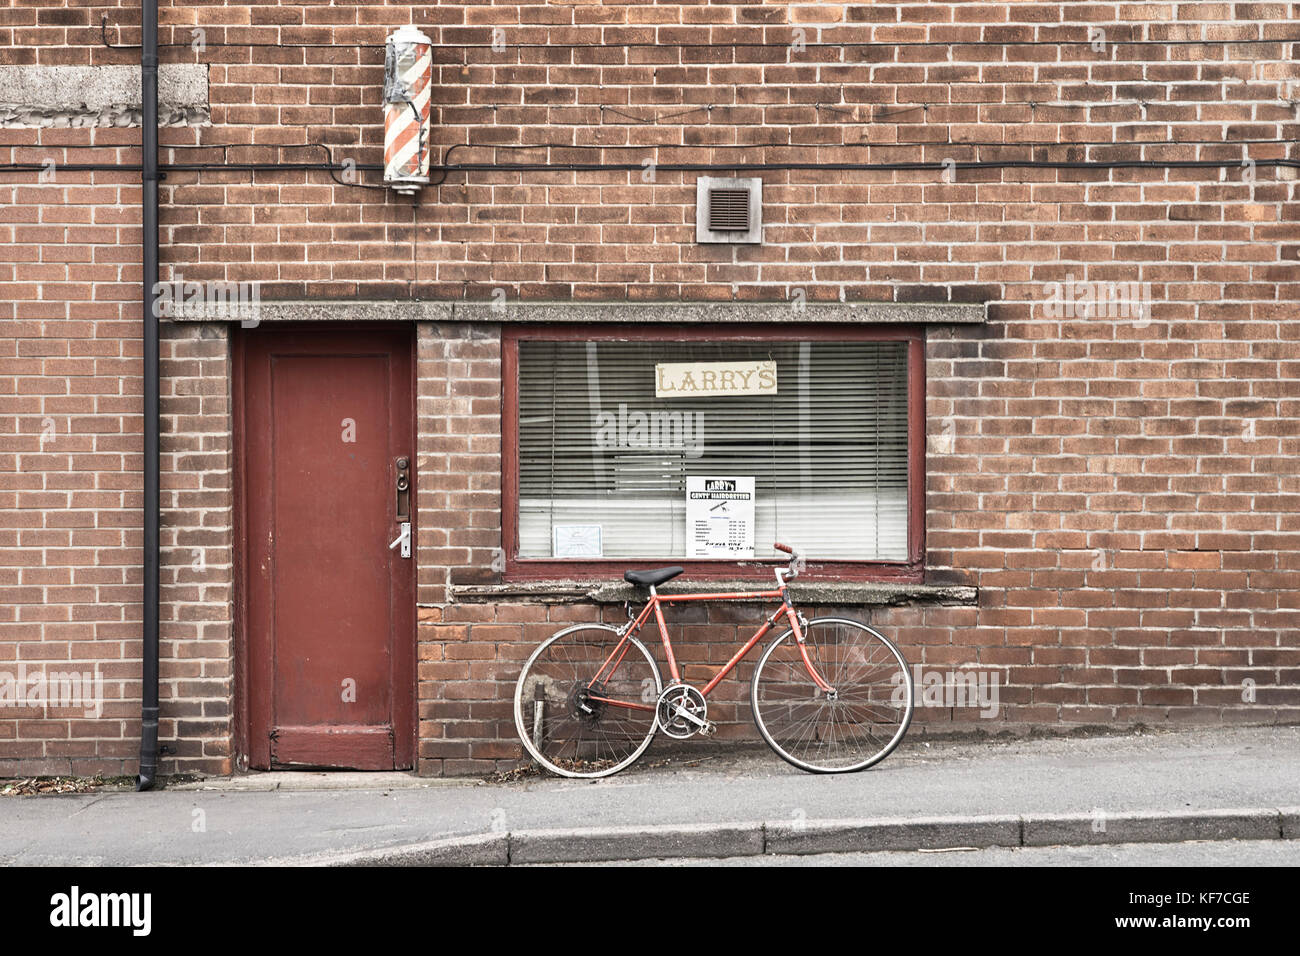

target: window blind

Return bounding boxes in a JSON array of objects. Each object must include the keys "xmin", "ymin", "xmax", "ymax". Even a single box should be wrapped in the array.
[{"xmin": 518, "ymin": 338, "xmax": 910, "ymax": 561}]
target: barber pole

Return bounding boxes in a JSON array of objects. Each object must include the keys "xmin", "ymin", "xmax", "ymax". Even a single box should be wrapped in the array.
[{"xmin": 383, "ymin": 26, "xmax": 433, "ymax": 195}]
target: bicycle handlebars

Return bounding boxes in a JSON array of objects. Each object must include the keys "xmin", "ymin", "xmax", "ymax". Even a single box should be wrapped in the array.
[{"xmin": 773, "ymin": 541, "xmax": 803, "ymax": 585}]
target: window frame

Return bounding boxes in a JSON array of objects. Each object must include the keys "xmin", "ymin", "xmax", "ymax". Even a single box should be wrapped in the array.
[{"xmin": 501, "ymin": 322, "xmax": 926, "ymax": 583}]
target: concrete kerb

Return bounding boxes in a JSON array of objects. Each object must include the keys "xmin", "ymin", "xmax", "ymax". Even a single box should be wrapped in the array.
[
  {"xmin": 765, "ymin": 815, "xmax": 1023, "ymax": 856},
  {"xmin": 1281, "ymin": 808, "xmax": 1300, "ymax": 840},
  {"xmin": 509, "ymin": 821, "xmax": 765, "ymax": 865},
  {"xmin": 273, "ymin": 808, "xmax": 1300, "ymax": 866},
  {"xmin": 274, "ymin": 832, "xmax": 510, "ymax": 868},
  {"xmin": 1022, "ymin": 808, "xmax": 1285, "ymax": 847}
]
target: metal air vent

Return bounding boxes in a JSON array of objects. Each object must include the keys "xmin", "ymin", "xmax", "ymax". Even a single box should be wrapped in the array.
[
  {"xmin": 708, "ymin": 188, "xmax": 751, "ymax": 231},
  {"xmin": 696, "ymin": 177, "xmax": 762, "ymax": 244}
]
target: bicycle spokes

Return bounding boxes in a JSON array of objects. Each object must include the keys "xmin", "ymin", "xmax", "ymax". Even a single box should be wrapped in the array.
[
  {"xmin": 752, "ymin": 618, "xmax": 913, "ymax": 773},
  {"xmin": 514, "ymin": 626, "xmax": 661, "ymax": 778}
]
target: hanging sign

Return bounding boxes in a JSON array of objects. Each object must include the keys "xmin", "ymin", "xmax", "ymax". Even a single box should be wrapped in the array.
[
  {"xmin": 686, "ymin": 476, "xmax": 755, "ymax": 558},
  {"xmin": 655, "ymin": 361, "xmax": 777, "ymax": 398}
]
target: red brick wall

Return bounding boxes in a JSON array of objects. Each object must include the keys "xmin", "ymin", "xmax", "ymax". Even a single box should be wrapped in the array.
[
  {"xmin": 2, "ymin": 2, "xmax": 1298, "ymax": 776},
  {"xmin": 9, "ymin": 3, "xmax": 1300, "ymax": 301}
]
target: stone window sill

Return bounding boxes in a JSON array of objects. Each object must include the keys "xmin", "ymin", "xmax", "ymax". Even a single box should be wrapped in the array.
[{"xmin": 448, "ymin": 580, "xmax": 977, "ymax": 607}]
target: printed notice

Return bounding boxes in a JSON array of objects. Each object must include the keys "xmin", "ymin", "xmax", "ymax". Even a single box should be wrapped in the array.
[
  {"xmin": 554, "ymin": 524, "xmax": 603, "ymax": 558},
  {"xmin": 686, "ymin": 476, "xmax": 755, "ymax": 558}
]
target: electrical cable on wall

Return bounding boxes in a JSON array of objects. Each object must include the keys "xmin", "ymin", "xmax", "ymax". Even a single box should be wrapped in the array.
[
  {"xmin": 98, "ymin": 17, "xmax": 1300, "ymax": 51},
  {"xmin": 3, "ymin": 155, "xmax": 1297, "ymax": 181},
  {"xmin": 4, "ymin": 85, "xmax": 1295, "ymax": 187},
  {"xmin": 5, "ymin": 134, "xmax": 1296, "ymax": 170},
  {"xmin": 74, "ymin": 13, "xmax": 1300, "ymax": 188}
]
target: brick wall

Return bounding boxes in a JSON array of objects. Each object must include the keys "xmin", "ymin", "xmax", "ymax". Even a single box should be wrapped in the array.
[
  {"xmin": 2, "ymin": 2, "xmax": 1298, "ymax": 776},
  {"xmin": 158, "ymin": 322, "xmax": 234, "ymax": 774},
  {"xmin": 9, "ymin": 3, "xmax": 1300, "ymax": 302}
]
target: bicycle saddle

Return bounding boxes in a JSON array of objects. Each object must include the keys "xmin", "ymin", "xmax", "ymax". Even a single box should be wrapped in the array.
[{"xmin": 623, "ymin": 566, "xmax": 684, "ymax": 588}]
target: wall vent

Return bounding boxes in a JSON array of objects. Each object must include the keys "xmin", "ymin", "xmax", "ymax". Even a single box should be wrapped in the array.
[
  {"xmin": 708, "ymin": 188, "xmax": 750, "ymax": 231},
  {"xmin": 696, "ymin": 176, "xmax": 762, "ymax": 244}
]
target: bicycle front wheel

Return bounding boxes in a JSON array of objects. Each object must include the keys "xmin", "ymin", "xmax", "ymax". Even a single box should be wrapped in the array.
[
  {"xmin": 513, "ymin": 624, "xmax": 662, "ymax": 779},
  {"xmin": 751, "ymin": 617, "xmax": 913, "ymax": 773}
]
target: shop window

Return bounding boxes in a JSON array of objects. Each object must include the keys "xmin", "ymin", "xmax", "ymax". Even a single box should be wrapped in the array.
[{"xmin": 503, "ymin": 325, "xmax": 924, "ymax": 579}]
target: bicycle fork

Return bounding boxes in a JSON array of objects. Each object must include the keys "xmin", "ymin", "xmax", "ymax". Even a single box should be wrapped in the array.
[{"xmin": 785, "ymin": 604, "xmax": 836, "ymax": 695}]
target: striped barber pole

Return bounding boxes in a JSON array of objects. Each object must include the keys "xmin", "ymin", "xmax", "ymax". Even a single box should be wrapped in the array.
[{"xmin": 383, "ymin": 26, "xmax": 433, "ymax": 195}]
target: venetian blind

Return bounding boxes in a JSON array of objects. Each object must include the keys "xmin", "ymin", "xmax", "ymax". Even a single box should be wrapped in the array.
[{"xmin": 518, "ymin": 339, "xmax": 910, "ymax": 561}]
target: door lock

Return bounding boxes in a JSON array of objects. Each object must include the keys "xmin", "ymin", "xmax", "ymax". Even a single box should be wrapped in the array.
[
  {"xmin": 395, "ymin": 457, "xmax": 410, "ymax": 521},
  {"xmin": 390, "ymin": 457, "xmax": 412, "ymax": 558},
  {"xmin": 389, "ymin": 521, "xmax": 411, "ymax": 558}
]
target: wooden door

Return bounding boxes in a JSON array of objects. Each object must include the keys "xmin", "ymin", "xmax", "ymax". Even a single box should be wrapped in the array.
[{"xmin": 238, "ymin": 327, "xmax": 415, "ymax": 770}]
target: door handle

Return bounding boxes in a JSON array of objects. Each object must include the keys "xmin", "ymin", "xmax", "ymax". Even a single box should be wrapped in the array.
[
  {"xmin": 395, "ymin": 457, "xmax": 410, "ymax": 521},
  {"xmin": 389, "ymin": 521, "xmax": 411, "ymax": 558},
  {"xmin": 390, "ymin": 456, "xmax": 412, "ymax": 559}
]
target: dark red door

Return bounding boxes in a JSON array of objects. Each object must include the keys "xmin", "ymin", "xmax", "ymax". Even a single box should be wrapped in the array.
[{"xmin": 239, "ymin": 327, "xmax": 415, "ymax": 770}]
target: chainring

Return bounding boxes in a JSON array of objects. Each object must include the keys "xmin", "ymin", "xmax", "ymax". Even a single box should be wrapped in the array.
[{"xmin": 655, "ymin": 683, "xmax": 708, "ymax": 739}]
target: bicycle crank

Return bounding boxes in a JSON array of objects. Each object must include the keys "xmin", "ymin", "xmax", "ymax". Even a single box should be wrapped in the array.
[{"xmin": 655, "ymin": 684, "xmax": 709, "ymax": 739}]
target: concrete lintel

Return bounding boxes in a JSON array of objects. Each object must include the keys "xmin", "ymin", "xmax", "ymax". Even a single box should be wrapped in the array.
[
  {"xmin": 175, "ymin": 299, "xmax": 986, "ymax": 325},
  {"xmin": 0, "ymin": 65, "xmax": 209, "ymax": 127},
  {"xmin": 451, "ymin": 300, "xmax": 988, "ymax": 324},
  {"xmin": 224, "ymin": 300, "xmax": 456, "ymax": 324}
]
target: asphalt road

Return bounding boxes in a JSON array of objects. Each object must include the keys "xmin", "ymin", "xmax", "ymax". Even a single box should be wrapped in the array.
[{"xmin": 2, "ymin": 726, "xmax": 1297, "ymax": 865}]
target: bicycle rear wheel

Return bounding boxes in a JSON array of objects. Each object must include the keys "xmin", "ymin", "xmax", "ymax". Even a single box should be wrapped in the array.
[
  {"xmin": 751, "ymin": 617, "xmax": 913, "ymax": 773},
  {"xmin": 513, "ymin": 624, "xmax": 662, "ymax": 778}
]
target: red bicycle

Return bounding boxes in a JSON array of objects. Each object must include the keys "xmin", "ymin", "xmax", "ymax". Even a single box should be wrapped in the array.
[{"xmin": 513, "ymin": 543, "xmax": 915, "ymax": 778}]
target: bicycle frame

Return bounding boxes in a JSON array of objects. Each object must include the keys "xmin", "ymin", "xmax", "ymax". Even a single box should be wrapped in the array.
[{"xmin": 584, "ymin": 584, "xmax": 836, "ymax": 715}]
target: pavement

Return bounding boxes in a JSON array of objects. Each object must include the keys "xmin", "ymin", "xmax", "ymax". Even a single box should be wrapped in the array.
[{"xmin": 2, "ymin": 725, "xmax": 1298, "ymax": 865}]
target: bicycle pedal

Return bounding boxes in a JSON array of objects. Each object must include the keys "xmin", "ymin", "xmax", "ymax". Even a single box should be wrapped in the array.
[{"xmin": 700, "ymin": 721, "xmax": 717, "ymax": 737}]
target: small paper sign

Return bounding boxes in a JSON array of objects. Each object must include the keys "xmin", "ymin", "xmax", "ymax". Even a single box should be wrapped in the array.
[{"xmin": 554, "ymin": 524, "xmax": 603, "ymax": 558}]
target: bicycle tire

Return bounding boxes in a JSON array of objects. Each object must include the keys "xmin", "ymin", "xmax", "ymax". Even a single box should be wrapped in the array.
[
  {"xmin": 751, "ymin": 617, "xmax": 914, "ymax": 773},
  {"xmin": 513, "ymin": 624, "xmax": 662, "ymax": 779}
]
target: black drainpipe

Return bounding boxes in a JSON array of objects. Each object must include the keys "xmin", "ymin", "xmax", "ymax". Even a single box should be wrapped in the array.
[{"xmin": 136, "ymin": 0, "xmax": 160, "ymax": 791}]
